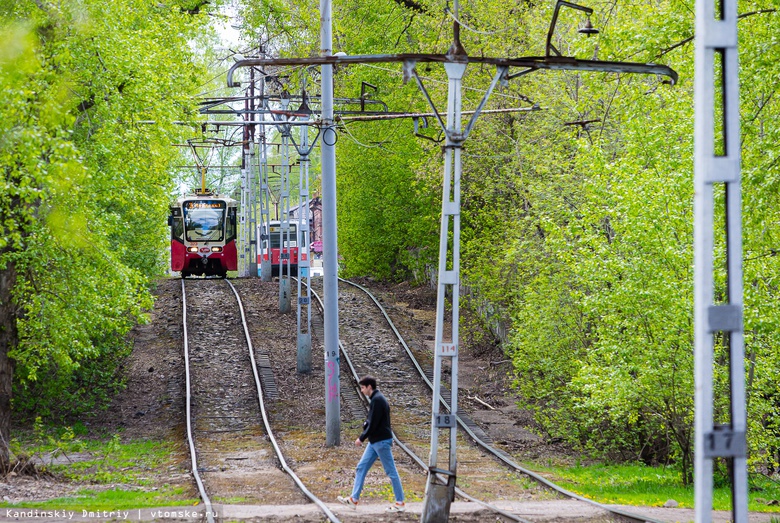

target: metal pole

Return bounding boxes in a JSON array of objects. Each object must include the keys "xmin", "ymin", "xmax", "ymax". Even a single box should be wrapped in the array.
[
  {"xmin": 297, "ymin": 109, "xmax": 313, "ymax": 373},
  {"xmin": 240, "ymin": 96, "xmax": 250, "ymax": 277},
  {"xmin": 258, "ymin": 95, "xmax": 273, "ymax": 281},
  {"xmin": 420, "ymin": 61, "xmax": 465, "ymax": 523},
  {"xmin": 320, "ymin": 0, "xmax": 340, "ymax": 447},
  {"xmin": 279, "ymin": 97, "xmax": 292, "ymax": 313},
  {"xmin": 694, "ymin": 0, "xmax": 747, "ymax": 521},
  {"xmin": 249, "ymin": 67, "xmax": 258, "ymax": 278},
  {"xmin": 404, "ymin": 54, "xmax": 503, "ymax": 523}
]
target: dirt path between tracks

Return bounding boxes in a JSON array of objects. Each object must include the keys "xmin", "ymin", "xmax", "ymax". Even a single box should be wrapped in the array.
[{"xmin": 1, "ymin": 277, "xmax": 773, "ymax": 523}]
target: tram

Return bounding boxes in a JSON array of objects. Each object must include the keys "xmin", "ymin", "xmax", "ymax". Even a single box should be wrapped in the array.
[
  {"xmin": 259, "ymin": 220, "xmax": 300, "ymax": 276},
  {"xmin": 169, "ymin": 191, "xmax": 238, "ymax": 278}
]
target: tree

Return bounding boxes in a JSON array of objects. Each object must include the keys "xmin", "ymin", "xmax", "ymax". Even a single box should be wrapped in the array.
[
  {"xmin": 234, "ymin": 0, "xmax": 780, "ymax": 477},
  {"xmin": 0, "ymin": 19, "xmax": 75, "ymax": 468},
  {"xmin": 0, "ymin": 0, "xmax": 214, "ymax": 467}
]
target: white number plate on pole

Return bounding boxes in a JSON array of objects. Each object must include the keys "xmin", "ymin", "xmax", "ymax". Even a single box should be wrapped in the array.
[{"xmin": 437, "ymin": 342, "xmax": 457, "ymax": 357}]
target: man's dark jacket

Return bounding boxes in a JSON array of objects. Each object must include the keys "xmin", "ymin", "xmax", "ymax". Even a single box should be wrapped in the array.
[{"xmin": 359, "ymin": 389, "xmax": 393, "ymax": 443}]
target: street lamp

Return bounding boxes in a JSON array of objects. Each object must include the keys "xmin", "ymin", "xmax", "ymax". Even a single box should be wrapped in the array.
[{"xmin": 546, "ymin": 0, "xmax": 600, "ymax": 57}]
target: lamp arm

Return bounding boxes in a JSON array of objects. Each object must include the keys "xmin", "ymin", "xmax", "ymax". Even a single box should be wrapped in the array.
[
  {"xmin": 558, "ymin": 0, "xmax": 593, "ymax": 15},
  {"xmin": 546, "ymin": 0, "xmax": 595, "ymax": 57}
]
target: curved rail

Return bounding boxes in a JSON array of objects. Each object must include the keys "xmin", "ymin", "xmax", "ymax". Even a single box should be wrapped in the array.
[
  {"xmin": 339, "ymin": 277, "xmax": 666, "ymax": 523},
  {"xmin": 180, "ymin": 280, "xmax": 215, "ymax": 523},
  {"xmin": 181, "ymin": 279, "xmax": 341, "ymax": 523},
  {"xmin": 224, "ymin": 280, "xmax": 341, "ymax": 523},
  {"xmin": 304, "ymin": 280, "xmax": 531, "ymax": 523}
]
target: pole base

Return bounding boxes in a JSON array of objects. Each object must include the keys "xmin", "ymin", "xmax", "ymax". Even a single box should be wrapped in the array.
[
  {"xmin": 260, "ymin": 261, "xmax": 272, "ymax": 282},
  {"xmin": 420, "ymin": 475, "xmax": 455, "ymax": 523},
  {"xmin": 297, "ymin": 333, "xmax": 312, "ymax": 373},
  {"xmin": 279, "ymin": 278, "xmax": 291, "ymax": 313}
]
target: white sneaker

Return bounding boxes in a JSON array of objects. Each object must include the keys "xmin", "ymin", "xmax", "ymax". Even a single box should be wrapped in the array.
[
  {"xmin": 337, "ymin": 495, "xmax": 358, "ymax": 509},
  {"xmin": 386, "ymin": 502, "xmax": 406, "ymax": 513}
]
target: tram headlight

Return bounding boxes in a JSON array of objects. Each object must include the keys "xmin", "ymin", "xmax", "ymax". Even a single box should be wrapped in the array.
[
  {"xmin": 187, "ymin": 247, "xmax": 198, "ymax": 253},
  {"xmin": 211, "ymin": 246, "xmax": 223, "ymax": 252}
]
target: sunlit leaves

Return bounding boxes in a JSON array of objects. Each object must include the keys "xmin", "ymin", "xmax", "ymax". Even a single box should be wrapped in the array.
[
  {"xmin": 1, "ymin": 0, "xmax": 213, "ymax": 417},
  {"xmin": 234, "ymin": 0, "xmax": 780, "ymax": 476}
]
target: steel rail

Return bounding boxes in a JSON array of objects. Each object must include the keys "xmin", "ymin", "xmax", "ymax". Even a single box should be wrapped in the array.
[
  {"xmin": 302, "ymin": 280, "xmax": 531, "ymax": 523},
  {"xmin": 180, "ymin": 280, "xmax": 216, "ymax": 523},
  {"xmin": 339, "ymin": 277, "xmax": 666, "ymax": 523},
  {"xmin": 181, "ymin": 279, "xmax": 340, "ymax": 523},
  {"xmin": 224, "ymin": 279, "xmax": 341, "ymax": 523}
]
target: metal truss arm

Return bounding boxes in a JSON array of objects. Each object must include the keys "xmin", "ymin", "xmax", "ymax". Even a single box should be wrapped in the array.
[
  {"xmin": 227, "ymin": 54, "xmax": 677, "ymax": 88},
  {"xmin": 411, "ymin": 65, "xmax": 508, "ymax": 143}
]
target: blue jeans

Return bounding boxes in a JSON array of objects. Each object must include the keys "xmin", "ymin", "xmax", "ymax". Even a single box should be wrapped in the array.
[{"xmin": 351, "ymin": 438, "xmax": 405, "ymax": 502}]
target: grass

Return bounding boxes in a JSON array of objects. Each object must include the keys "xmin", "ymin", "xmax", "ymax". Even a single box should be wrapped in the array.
[
  {"xmin": 1, "ymin": 427, "xmax": 199, "ymax": 511},
  {"xmin": 534, "ymin": 461, "xmax": 780, "ymax": 513},
  {"xmin": 3, "ymin": 487, "xmax": 197, "ymax": 511}
]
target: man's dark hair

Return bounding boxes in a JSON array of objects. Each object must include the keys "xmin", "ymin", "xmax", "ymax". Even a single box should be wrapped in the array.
[{"xmin": 359, "ymin": 375, "xmax": 377, "ymax": 389}]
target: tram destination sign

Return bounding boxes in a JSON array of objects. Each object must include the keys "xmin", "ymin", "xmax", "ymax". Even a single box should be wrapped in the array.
[{"xmin": 184, "ymin": 201, "xmax": 225, "ymax": 209}]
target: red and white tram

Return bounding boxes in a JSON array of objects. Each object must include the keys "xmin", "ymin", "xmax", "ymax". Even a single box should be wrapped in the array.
[
  {"xmin": 258, "ymin": 220, "xmax": 300, "ymax": 277},
  {"xmin": 169, "ymin": 192, "xmax": 238, "ymax": 278}
]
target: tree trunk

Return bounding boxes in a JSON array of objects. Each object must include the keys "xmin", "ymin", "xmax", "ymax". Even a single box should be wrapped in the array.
[{"xmin": 0, "ymin": 258, "xmax": 17, "ymax": 471}]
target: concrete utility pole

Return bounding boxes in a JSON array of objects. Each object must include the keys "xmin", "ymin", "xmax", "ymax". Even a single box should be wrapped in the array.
[
  {"xmin": 320, "ymin": 0, "xmax": 340, "ymax": 447},
  {"xmin": 693, "ymin": 0, "xmax": 747, "ymax": 521}
]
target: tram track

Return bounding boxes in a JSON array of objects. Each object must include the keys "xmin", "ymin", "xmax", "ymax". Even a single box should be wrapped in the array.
[
  {"xmin": 177, "ymin": 275, "xmax": 664, "ymax": 522},
  {"xmin": 332, "ymin": 277, "xmax": 665, "ymax": 523},
  {"xmin": 307, "ymin": 281, "xmax": 534, "ymax": 523},
  {"xmin": 180, "ymin": 278, "xmax": 340, "ymax": 523}
]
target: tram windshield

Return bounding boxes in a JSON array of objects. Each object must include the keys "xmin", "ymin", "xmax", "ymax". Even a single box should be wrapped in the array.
[
  {"xmin": 183, "ymin": 200, "xmax": 225, "ymax": 242},
  {"xmin": 268, "ymin": 223, "xmax": 298, "ymax": 249}
]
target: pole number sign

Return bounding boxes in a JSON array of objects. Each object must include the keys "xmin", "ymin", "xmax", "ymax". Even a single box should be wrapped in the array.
[
  {"xmin": 435, "ymin": 412, "xmax": 457, "ymax": 428},
  {"xmin": 437, "ymin": 343, "xmax": 457, "ymax": 357},
  {"xmin": 704, "ymin": 427, "xmax": 746, "ymax": 458}
]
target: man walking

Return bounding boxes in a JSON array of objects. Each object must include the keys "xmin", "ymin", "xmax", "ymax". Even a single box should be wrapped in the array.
[{"xmin": 338, "ymin": 375, "xmax": 406, "ymax": 513}]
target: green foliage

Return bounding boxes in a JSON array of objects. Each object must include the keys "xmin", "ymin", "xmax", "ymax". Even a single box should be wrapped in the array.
[
  {"xmin": 1, "ymin": 487, "xmax": 197, "ymax": 512},
  {"xmin": 10, "ymin": 426, "xmax": 187, "ymax": 493},
  {"xmin": 236, "ymin": 0, "xmax": 780, "ymax": 483},
  {"xmin": 337, "ymin": 118, "xmax": 439, "ymax": 280},
  {"xmin": 540, "ymin": 462, "xmax": 780, "ymax": 513},
  {"xmin": 493, "ymin": 1, "xmax": 780, "ymax": 484},
  {"xmin": 1, "ymin": 0, "xmax": 215, "ymax": 419}
]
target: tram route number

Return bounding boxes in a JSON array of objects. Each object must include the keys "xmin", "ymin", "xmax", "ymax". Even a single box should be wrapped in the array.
[
  {"xmin": 298, "ymin": 296, "xmax": 310, "ymax": 305},
  {"xmin": 434, "ymin": 412, "xmax": 457, "ymax": 428},
  {"xmin": 703, "ymin": 427, "xmax": 746, "ymax": 458}
]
